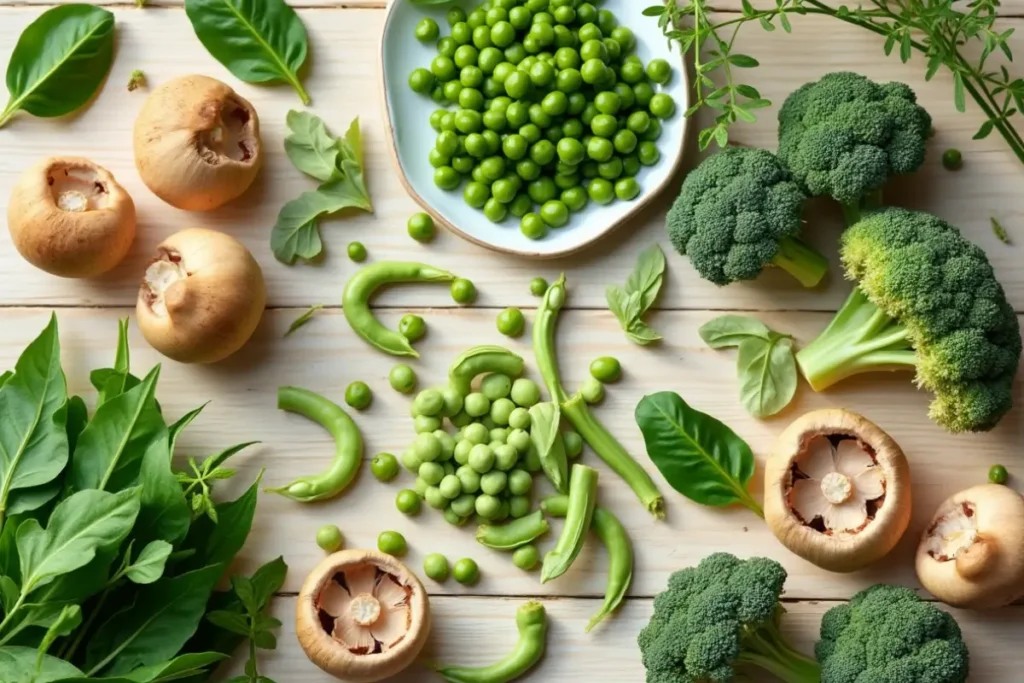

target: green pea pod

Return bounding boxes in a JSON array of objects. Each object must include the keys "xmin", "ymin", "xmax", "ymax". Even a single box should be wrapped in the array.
[
  {"xmin": 342, "ymin": 261, "xmax": 457, "ymax": 357},
  {"xmin": 436, "ymin": 601, "xmax": 547, "ymax": 683},
  {"xmin": 541, "ymin": 464, "xmax": 598, "ymax": 584},
  {"xmin": 527, "ymin": 401, "xmax": 567, "ymax": 493},
  {"xmin": 448, "ymin": 345, "xmax": 525, "ymax": 396},
  {"xmin": 476, "ymin": 510, "xmax": 549, "ymax": 550},
  {"xmin": 266, "ymin": 386, "xmax": 362, "ymax": 502},
  {"xmin": 541, "ymin": 494, "xmax": 633, "ymax": 632}
]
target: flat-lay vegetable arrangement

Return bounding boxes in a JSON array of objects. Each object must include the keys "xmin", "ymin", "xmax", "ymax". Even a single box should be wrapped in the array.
[{"xmin": 1, "ymin": 0, "xmax": 1023, "ymax": 681}]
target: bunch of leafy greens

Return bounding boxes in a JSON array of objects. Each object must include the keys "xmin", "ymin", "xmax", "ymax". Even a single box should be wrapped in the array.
[
  {"xmin": 184, "ymin": 0, "xmax": 311, "ymax": 105},
  {"xmin": 606, "ymin": 244, "xmax": 666, "ymax": 345},
  {"xmin": 699, "ymin": 315, "xmax": 798, "ymax": 419},
  {"xmin": 1, "ymin": 5, "xmax": 115, "ymax": 129},
  {"xmin": 0, "ymin": 316, "xmax": 285, "ymax": 682},
  {"xmin": 646, "ymin": 0, "xmax": 1024, "ymax": 166},
  {"xmin": 272, "ymin": 111, "xmax": 373, "ymax": 265}
]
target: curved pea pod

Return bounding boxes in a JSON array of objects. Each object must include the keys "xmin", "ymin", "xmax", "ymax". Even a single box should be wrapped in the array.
[
  {"xmin": 528, "ymin": 401, "xmax": 568, "ymax": 494},
  {"xmin": 436, "ymin": 601, "xmax": 547, "ymax": 683},
  {"xmin": 541, "ymin": 464, "xmax": 598, "ymax": 584},
  {"xmin": 448, "ymin": 344, "xmax": 525, "ymax": 396},
  {"xmin": 476, "ymin": 510, "xmax": 549, "ymax": 550}
]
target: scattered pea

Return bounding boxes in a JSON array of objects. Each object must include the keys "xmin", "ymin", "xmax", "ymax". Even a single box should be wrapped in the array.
[
  {"xmin": 399, "ymin": 314, "xmax": 427, "ymax": 342},
  {"xmin": 563, "ymin": 430, "xmax": 583, "ymax": 459},
  {"xmin": 581, "ymin": 376, "xmax": 604, "ymax": 404},
  {"xmin": 424, "ymin": 553, "xmax": 451, "ymax": 582},
  {"xmin": 453, "ymin": 557, "xmax": 480, "ymax": 585},
  {"xmin": 396, "ymin": 489, "xmax": 422, "ymax": 515},
  {"xmin": 509, "ymin": 407, "xmax": 531, "ymax": 430},
  {"xmin": 377, "ymin": 530, "xmax": 408, "ymax": 556},
  {"xmin": 408, "ymin": 212, "xmax": 436, "ymax": 242},
  {"xmin": 316, "ymin": 524, "xmax": 344, "ymax": 552},
  {"xmin": 347, "ymin": 241, "xmax": 367, "ymax": 262},
  {"xmin": 414, "ymin": 388, "xmax": 445, "ymax": 417},
  {"xmin": 371, "ymin": 453, "xmax": 400, "ymax": 482},
  {"xmin": 416, "ymin": 17, "xmax": 441, "ymax": 43},
  {"xmin": 451, "ymin": 278, "xmax": 477, "ymax": 304},
  {"xmin": 989, "ymin": 464, "xmax": 1009, "ymax": 484},
  {"xmin": 389, "ymin": 364, "xmax": 417, "ymax": 394},
  {"xmin": 496, "ymin": 307, "xmax": 526, "ymax": 337},
  {"xmin": 512, "ymin": 543, "xmax": 540, "ymax": 570},
  {"xmin": 344, "ymin": 380, "xmax": 373, "ymax": 410},
  {"xmin": 510, "ymin": 378, "xmax": 541, "ymax": 407},
  {"xmin": 942, "ymin": 148, "xmax": 963, "ymax": 171},
  {"xmin": 589, "ymin": 356, "xmax": 622, "ymax": 382}
]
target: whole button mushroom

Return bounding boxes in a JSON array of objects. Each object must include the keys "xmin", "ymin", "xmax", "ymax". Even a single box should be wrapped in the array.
[
  {"xmin": 297, "ymin": 549, "xmax": 431, "ymax": 682},
  {"xmin": 764, "ymin": 409, "xmax": 912, "ymax": 572},
  {"xmin": 133, "ymin": 74, "xmax": 262, "ymax": 211},
  {"xmin": 916, "ymin": 484, "xmax": 1024, "ymax": 609},
  {"xmin": 7, "ymin": 156, "xmax": 136, "ymax": 278},
  {"xmin": 137, "ymin": 228, "xmax": 265, "ymax": 364}
]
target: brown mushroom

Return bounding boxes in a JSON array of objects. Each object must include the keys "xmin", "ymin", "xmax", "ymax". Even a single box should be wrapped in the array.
[
  {"xmin": 764, "ymin": 409, "xmax": 911, "ymax": 572},
  {"xmin": 136, "ymin": 228, "xmax": 265, "ymax": 364},
  {"xmin": 7, "ymin": 156, "xmax": 135, "ymax": 278},
  {"xmin": 133, "ymin": 75, "xmax": 262, "ymax": 211},
  {"xmin": 915, "ymin": 484, "xmax": 1024, "ymax": 609},
  {"xmin": 297, "ymin": 549, "xmax": 430, "ymax": 682}
]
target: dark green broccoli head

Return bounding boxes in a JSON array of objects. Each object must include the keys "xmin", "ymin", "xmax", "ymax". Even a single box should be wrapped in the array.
[
  {"xmin": 816, "ymin": 585, "xmax": 969, "ymax": 683},
  {"xmin": 666, "ymin": 147, "xmax": 827, "ymax": 288},
  {"xmin": 777, "ymin": 72, "xmax": 932, "ymax": 209},
  {"xmin": 843, "ymin": 208, "xmax": 1020, "ymax": 431}
]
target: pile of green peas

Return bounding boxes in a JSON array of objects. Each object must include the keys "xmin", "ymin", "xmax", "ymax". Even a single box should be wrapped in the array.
[
  {"xmin": 408, "ymin": 0, "xmax": 676, "ymax": 240},
  {"xmin": 397, "ymin": 371, "xmax": 583, "ymax": 526}
]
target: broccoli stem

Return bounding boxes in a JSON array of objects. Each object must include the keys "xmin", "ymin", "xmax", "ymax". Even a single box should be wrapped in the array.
[
  {"xmin": 840, "ymin": 190, "xmax": 884, "ymax": 227},
  {"xmin": 796, "ymin": 287, "xmax": 917, "ymax": 391},
  {"xmin": 772, "ymin": 236, "xmax": 829, "ymax": 288},
  {"xmin": 738, "ymin": 616, "xmax": 821, "ymax": 683}
]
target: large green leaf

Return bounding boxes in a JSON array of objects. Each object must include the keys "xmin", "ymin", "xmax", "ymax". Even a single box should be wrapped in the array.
[
  {"xmin": 0, "ymin": 316, "xmax": 69, "ymax": 522},
  {"xmin": 635, "ymin": 391, "xmax": 762, "ymax": 516},
  {"xmin": 0, "ymin": 646, "xmax": 82, "ymax": 682},
  {"xmin": 90, "ymin": 319, "xmax": 136, "ymax": 407},
  {"xmin": 83, "ymin": 564, "xmax": 223, "ymax": 676},
  {"xmin": 184, "ymin": 0, "xmax": 310, "ymax": 104},
  {"xmin": 0, "ymin": 5, "xmax": 115, "ymax": 128},
  {"xmin": 737, "ymin": 335, "xmax": 797, "ymax": 419},
  {"xmin": 69, "ymin": 366, "xmax": 163, "ymax": 493},
  {"xmin": 180, "ymin": 473, "xmax": 262, "ymax": 571},
  {"xmin": 132, "ymin": 434, "xmax": 190, "ymax": 548}
]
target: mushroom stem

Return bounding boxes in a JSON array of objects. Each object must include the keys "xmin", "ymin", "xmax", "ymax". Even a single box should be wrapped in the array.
[
  {"xmin": 955, "ymin": 536, "xmax": 997, "ymax": 580},
  {"xmin": 350, "ymin": 594, "xmax": 382, "ymax": 627},
  {"xmin": 57, "ymin": 191, "xmax": 89, "ymax": 212},
  {"xmin": 142, "ymin": 256, "xmax": 188, "ymax": 317},
  {"xmin": 820, "ymin": 472, "xmax": 854, "ymax": 505}
]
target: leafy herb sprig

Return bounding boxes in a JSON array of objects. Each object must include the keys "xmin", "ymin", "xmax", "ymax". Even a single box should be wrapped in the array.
[
  {"xmin": 606, "ymin": 244, "xmax": 666, "ymax": 345},
  {"xmin": 648, "ymin": 0, "xmax": 1024, "ymax": 165}
]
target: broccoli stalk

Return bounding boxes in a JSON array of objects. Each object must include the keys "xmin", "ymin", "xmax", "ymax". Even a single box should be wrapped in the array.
[
  {"xmin": 772, "ymin": 235, "xmax": 830, "ymax": 289},
  {"xmin": 796, "ymin": 287, "xmax": 915, "ymax": 391},
  {"xmin": 735, "ymin": 607, "xmax": 822, "ymax": 683}
]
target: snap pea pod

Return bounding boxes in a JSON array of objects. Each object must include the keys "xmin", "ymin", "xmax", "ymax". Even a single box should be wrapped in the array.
[
  {"xmin": 527, "ymin": 401, "xmax": 567, "ymax": 493},
  {"xmin": 436, "ymin": 601, "xmax": 547, "ymax": 683},
  {"xmin": 533, "ymin": 274, "xmax": 665, "ymax": 519},
  {"xmin": 542, "ymin": 494, "xmax": 633, "ymax": 632},
  {"xmin": 449, "ymin": 345, "xmax": 525, "ymax": 396},
  {"xmin": 541, "ymin": 464, "xmax": 598, "ymax": 584},
  {"xmin": 342, "ymin": 261, "xmax": 457, "ymax": 357},
  {"xmin": 476, "ymin": 510, "xmax": 549, "ymax": 550},
  {"xmin": 266, "ymin": 386, "xmax": 363, "ymax": 502}
]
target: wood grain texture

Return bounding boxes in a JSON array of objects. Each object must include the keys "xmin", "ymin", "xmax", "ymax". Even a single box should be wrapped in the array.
[
  {"xmin": 1, "ymin": 8, "xmax": 1024, "ymax": 311},
  {"xmin": 218, "ymin": 595, "xmax": 1024, "ymax": 681}
]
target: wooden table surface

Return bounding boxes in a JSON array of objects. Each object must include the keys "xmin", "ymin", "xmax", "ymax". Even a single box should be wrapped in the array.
[{"xmin": 2, "ymin": 0, "xmax": 1023, "ymax": 680}]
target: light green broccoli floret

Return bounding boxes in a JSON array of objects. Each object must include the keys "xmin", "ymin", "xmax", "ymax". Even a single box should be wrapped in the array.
[
  {"xmin": 816, "ymin": 585, "xmax": 970, "ymax": 683},
  {"xmin": 796, "ymin": 207, "xmax": 1020, "ymax": 432},
  {"xmin": 638, "ymin": 553, "xmax": 820, "ymax": 683},
  {"xmin": 666, "ymin": 147, "xmax": 828, "ymax": 288},
  {"xmin": 777, "ymin": 72, "xmax": 932, "ymax": 222}
]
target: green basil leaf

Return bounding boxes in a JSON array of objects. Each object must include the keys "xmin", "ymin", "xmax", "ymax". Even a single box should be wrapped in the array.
[
  {"xmin": 528, "ymin": 402, "xmax": 568, "ymax": 493},
  {"xmin": 604, "ymin": 285, "xmax": 631, "ymax": 327},
  {"xmin": 179, "ymin": 472, "xmax": 262, "ymax": 572},
  {"xmin": 124, "ymin": 540, "xmax": 173, "ymax": 585},
  {"xmin": 339, "ymin": 119, "xmax": 372, "ymax": 204},
  {"xmin": 245, "ymin": 555, "xmax": 288, "ymax": 610},
  {"xmin": 271, "ymin": 178, "xmax": 373, "ymax": 265},
  {"xmin": 0, "ymin": 5, "xmax": 115, "ymax": 129},
  {"xmin": 184, "ymin": 0, "xmax": 311, "ymax": 105},
  {"xmin": 623, "ymin": 244, "xmax": 666, "ymax": 312},
  {"xmin": 84, "ymin": 564, "xmax": 224, "ymax": 676},
  {"xmin": 201, "ymin": 440, "xmax": 258, "ymax": 474},
  {"xmin": 626, "ymin": 320, "xmax": 662, "ymax": 346},
  {"xmin": 737, "ymin": 336, "xmax": 797, "ymax": 418},
  {"xmin": 0, "ymin": 315, "xmax": 69, "ymax": 520},
  {"xmin": 17, "ymin": 488, "xmax": 140, "ymax": 595},
  {"xmin": 635, "ymin": 391, "xmax": 762, "ymax": 516},
  {"xmin": 284, "ymin": 305, "xmax": 323, "ymax": 337},
  {"xmin": 206, "ymin": 609, "xmax": 250, "ymax": 637},
  {"xmin": 284, "ymin": 111, "xmax": 341, "ymax": 183},
  {"xmin": 0, "ymin": 646, "xmax": 82, "ymax": 682},
  {"xmin": 168, "ymin": 403, "xmax": 207, "ymax": 454},
  {"xmin": 698, "ymin": 314, "xmax": 773, "ymax": 349}
]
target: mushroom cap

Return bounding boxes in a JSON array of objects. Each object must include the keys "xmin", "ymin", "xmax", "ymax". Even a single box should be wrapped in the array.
[
  {"xmin": 764, "ymin": 409, "xmax": 912, "ymax": 572},
  {"xmin": 7, "ymin": 156, "xmax": 136, "ymax": 278},
  {"xmin": 133, "ymin": 74, "xmax": 262, "ymax": 211},
  {"xmin": 916, "ymin": 484, "xmax": 1024, "ymax": 609},
  {"xmin": 296, "ymin": 549, "xmax": 431, "ymax": 682},
  {"xmin": 136, "ymin": 228, "xmax": 265, "ymax": 364}
]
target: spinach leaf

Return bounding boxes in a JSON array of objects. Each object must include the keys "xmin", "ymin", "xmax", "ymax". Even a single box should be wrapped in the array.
[
  {"xmin": 133, "ymin": 433, "xmax": 190, "ymax": 548},
  {"xmin": 179, "ymin": 473, "xmax": 262, "ymax": 572},
  {"xmin": 284, "ymin": 111, "xmax": 340, "ymax": 183},
  {"xmin": 184, "ymin": 0, "xmax": 311, "ymax": 104},
  {"xmin": 606, "ymin": 245, "xmax": 666, "ymax": 345},
  {"xmin": 122, "ymin": 540, "xmax": 173, "ymax": 585},
  {"xmin": 0, "ymin": 646, "xmax": 82, "ymax": 682},
  {"xmin": 168, "ymin": 404, "xmax": 207, "ymax": 454},
  {"xmin": 65, "ymin": 396, "xmax": 88, "ymax": 453},
  {"xmin": 635, "ymin": 391, "xmax": 763, "ymax": 517},
  {"xmin": 0, "ymin": 315, "xmax": 69, "ymax": 525},
  {"xmin": 698, "ymin": 315, "xmax": 774, "ymax": 348},
  {"xmin": 284, "ymin": 305, "xmax": 323, "ymax": 337},
  {"xmin": 0, "ymin": 5, "xmax": 115, "ymax": 129},
  {"xmin": 119, "ymin": 652, "xmax": 229, "ymax": 682},
  {"xmin": 83, "ymin": 564, "xmax": 223, "ymax": 676},
  {"xmin": 528, "ymin": 402, "xmax": 568, "ymax": 493},
  {"xmin": 90, "ymin": 319, "xmax": 135, "ymax": 407}
]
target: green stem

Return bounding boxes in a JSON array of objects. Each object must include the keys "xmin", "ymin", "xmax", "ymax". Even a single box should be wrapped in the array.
[
  {"xmin": 0, "ymin": 593, "xmax": 28, "ymax": 645},
  {"xmin": 0, "ymin": 101, "xmax": 16, "ymax": 129},
  {"xmin": 291, "ymin": 78, "xmax": 312, "ymax": 107},
  {"xmin": 60, "ymin": 586, "xmax": 113, "ymax": 662},
  {"xmin": 771, "ymin": 236, "xmax": 828, "ymax": 288}
]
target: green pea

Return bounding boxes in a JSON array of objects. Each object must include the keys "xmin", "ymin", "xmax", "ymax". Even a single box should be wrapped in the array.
[
  {"xmin": 521, "ymin": 212, "xmax": 548, "ymax": 240},
  {"xmin": 588, "ymin": 177, "xmax": 614, "ymax": 205},
  {"xmin": 395, "ymin": 489, "xmax": 421, "ymax": 515},
  {"xmin": 429, "ymin": 109, "xmax": 447, "ymax": 132},
  {"xmin": 483, "ymin": 198, "xmax": 508, "ymax": 223},
  {"xmin": 641, "ymin": 118, "xmax": 663, "ymax": 142},
  {"xmin": 425, "ymin": 485, "xmax": 447, "ymax": 509},
  {"xmin": 638, "ymin": 141, "xmax": 660, "ymax": 166},
  {"xmin": 475, "ymin": 492, "xmax": 502, "ymax": 519},
  {"xmin": 509, "ymin": 5, "xmax": 532, "ymax": 29},
  {"xmin": 603, "ymin": 37, "xmax": 622, "ymax": 62},
  {"xmin": 490, "ymin": 427, "xmax": 511, "ymax": 444},
  {"xmin": 576, "ymin": 2, "xmax": 597, "ymax": 24},
  {"xmin": 415, "ymin": 17, "xmax": 440, "ymax": 43},
  {"xmin": 415, "ymin": 433, "xmax": 443, "ymax": 463},
  {"xmin": 316, "ymin": 524, "xmax": 344, "ymax": 552},
  {"xmin": 494, "ymin": 307, "xmax": 526, "ymax": 337},
  {"xmin": 377, "ymin": 530, "xmax": 407, "ymax": 556},
  {"xmin": 407, "ymin": 212, "xmax": 436, "ymax": 242},
  {"xmin": 480, "ymin": 47, "xmax": 504, "ymax": 74},
  {"xmin": 512, "ymin": 543, "xmax": 540, "ymax": 570},
  {"xmin": 588, "ymin": 356, "xmax": 622, "ymax": 383},
  {"xmin": 622, "ymin": 154, "xmax": 641, "ymax": 178},
  {"xmin": 344, "ymin": 381, "xmax": 372, "ymax": 410},
  {"xmin": 527, "ymin": 278, "xmax": 548, "ymax": 298},
  {"xmin": 562, "ymin": 430, "xmax": 584, "ymax": 460},
  {"xmin": 491, "ymin": 398, "xmax": 517, "ymax": 427},
  {"xmin": 491, "ymin": 178, "xmax": 519, "ymax": 204},
  {"xmin": 581, "ymin": 377, "xmax": 605, "ymax": 404},
  {"xmin": 590, "ymin": 113, "xmax": 617, "ymax": 138},
  {"xmin": 581, "ymin": 58, "xmax": 607, "ymax": 85},
  {"xmin": 389, "ymin": 363, "xmax": 417, "ymax": 394},
  {"xmin": 611, "ymin": 129, "xmax": 638, "ymax": 156},
  {"xmin": 554, "ymin": 138, "xmax": 584, "ymax": 166},
  {"xmin": 505, "ymin": 42, "xmax": 528, "ymax": 64},
  {"xmin": 394, "ymin": 315, "xmax": 425, "ymax": 345},
  {"xmin": 469, "ymin": 444, "xmax": 496, "ymax": 473},
  {"xmin": 467, "ymin": 8, "xmax": 486, "ymax": 29},
  {"xmin": 504, "ymin": 71, "xmax": 532, "ymax": 100},
  {"xmin": 451, "ymin": 278, "xmax": 477, "ymax": 304},
  {"xmin": 561, "ymin": 186, "xmax": 588, "ymax": 212},
  {"xmin": 942, "ymin": 148, "xmax": 963, "ymax": 171},
  {"xmin": 443, "ymin": 80, "xmax": 464, "ymax": 102},
  {"xmin": 452, "ymin": 557, "xmax": 480, "ymax": 585},
  {"xmin": 540, "ymin": 200, "xmax": 569, "ymax": 228},
  {"xmin": 615, "ymin": 177, "xmax": 641, "ymax": 201},
  {"xmin": 989, "ymin": 464, "xmax": 1009, "ymax": 484},
  {"xmin": 510, "ymin": 378, "xmax": 541, "ymax": 407},
  {"xmin": 459, "ymin": 87, "xmax": 486, "ymax": 111},
  {"xmin": 409, "ymin": 68, "xmax": 435, "ymax": 94},
  {"xmin": 422, "ymin": 553, "xmax": 450, "ymax": 582},
  {"xmin": 634, "ymin": 81, "xmax": 655, "ymax": 108},
  {"xmin": 410, "ymin": 389, "xmax": 442, "ymax": 418},
  {"xmin": 620, "ymin": 60, "xmax": 645, "ymax": 85},
  {"xmin": 587, "ymin": 137, "xmax": 614, "ymax": 163},
  {"xmin": 646, "ymin": 58, "xmax": 672, "ymax": 84},
  {"xmin": 431, "ymin": 55, "xmax": 457, "ymax": 81},
  {"xmin": 578, "ymin": 22, "xmax": 602, "ymax": 43},
  {"xmin": 402, "ymin": 448, "xmax": 423, "ymax": 473},
  {"xmin": 371, "ymin": 453, "xmax": 399, "ymax": 482},
  {"xmin": 650, "ymin": 93, "xmax": 676, "ymax": 119},
  {"xmin": 440, "ymin": 474, "xmax": 463, "ymax": 499},
  {"xmin": 507, "ymin": 468, "xmax": 533, "ymax": 497},
  {"xmin": 434, "ymin": 166, "xmax": 461, "ymax": 191},
  {"xmin": 346, "ymin": 241, "xmax": 367, "ymax": 263},
  {"xmin": 447, "ymin": 7, "xmax": 467, "ymax": 26},
  {"xmin": 465, "ymin": 393, "xmax": 491, "ymax": 419},
  {"xmin": 509, "ymin": 193, "xmax": 533, "ymax": 218},
  {"xmin": 456, "ymin": 466, "xmax": 482, "ymax": 494}
]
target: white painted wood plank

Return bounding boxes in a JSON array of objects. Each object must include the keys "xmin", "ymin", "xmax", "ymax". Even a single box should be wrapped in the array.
[
  {"xmin": 1, "ymin": 9, "xmax": 1023, "ymax": 311},
  {"xmin": 218, "ymin": 595, "xmax": 1024, "ymax": 681},
  {"xmin": 0, "ymin": 306, "xmax": 1018, "ymax": 601}
]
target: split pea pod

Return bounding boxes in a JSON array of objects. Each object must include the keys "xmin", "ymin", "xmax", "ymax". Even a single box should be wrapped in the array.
[
  {"xmin": 527, "ymin": 401, "xmax": 568, "ymax": 493},
  {"xmin": 476, "ymin": 510, "xmax": 549, "ymax": 550},
  {"xmin": 448, "ymin": 345, "xmax": 525, "ymax": 396},
  {"xmin": 342, "ymin": 261, "xmax": 457, "ymax": 357},
  {"xmin": 533, "ymin": 274, "xmax": 665, "ymax": 519},
  {"xmin": 541, "ymin": 494, "xmax": 633, "ymax": 632},
  {"xmin": 436, "ymin": 601, "xmax": 547, "ymax": 683},
  {"xmin": 266, "ymin": 386, "xmax": 363, "ymax": 502},
  {"xmin": 541, "ymin": 464, "xmax": 598, "ymax": 584}
]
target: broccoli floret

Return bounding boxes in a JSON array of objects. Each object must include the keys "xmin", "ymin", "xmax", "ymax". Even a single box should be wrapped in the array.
[
  {"xmin": 796, "ymin": 207, "xmax": 1020, "ymax": 432},
  {"xmin": 666, "ymin": 147, "xmax": 828, "ymax": 288},
  {"xmin": 777, "ymin": 72, "xmax": 932, "ymax": 223},
  {"xmin": 638, "ymin": 552, "xmax": 821, "ymax": 683},
  {"xmin": 816, "ymin": 585, "xmax": 970, "ymax": 683}
]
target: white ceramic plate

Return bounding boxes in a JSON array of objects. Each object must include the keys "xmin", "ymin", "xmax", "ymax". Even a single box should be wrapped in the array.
[{"xmin": 379, "ymin": 0, "xmax": 689, "ymax": 259}]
